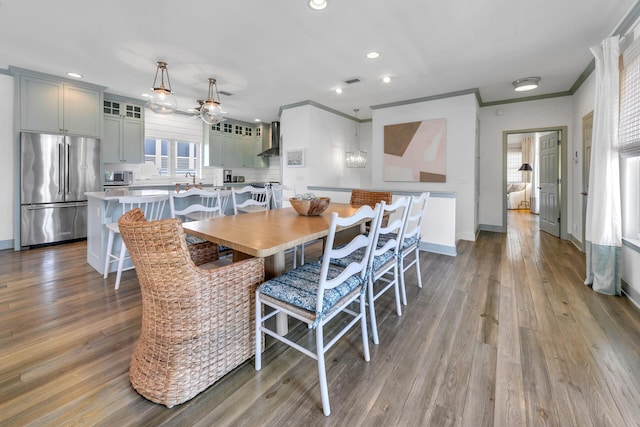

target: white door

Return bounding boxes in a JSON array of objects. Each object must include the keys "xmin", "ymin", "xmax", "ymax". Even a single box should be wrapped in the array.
[{"xmin": 539, "ymin": 132, "xmax": 560, "ymax": 237}]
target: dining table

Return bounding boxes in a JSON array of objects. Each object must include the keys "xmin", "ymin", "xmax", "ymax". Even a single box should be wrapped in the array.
[{"xmin": 182, "ymin": 202, "xmax": 363, "ymax": 333}]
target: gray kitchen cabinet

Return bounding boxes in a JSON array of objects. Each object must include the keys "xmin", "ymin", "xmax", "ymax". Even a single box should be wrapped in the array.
[
  {"xmin": 254, "ymin": 138, "xmax": 268, "ymax": 168},
  {"xmin": 221, "ymin": 133, "xmax": 236, "ymax": 168},
  {"xmin": 207, "ymin": 128, "xmax": 224, "ymax": 167},
  {"xmin": 102, "ymin": 100, "xmax": 144, "ymax": 163},
  {"xmin": 205, "ymin": 120, "xmax": 268, "ymax": 168},
  {"xmin": 19, "ymin": 74, "xmax": 102, "ymax": 137}
]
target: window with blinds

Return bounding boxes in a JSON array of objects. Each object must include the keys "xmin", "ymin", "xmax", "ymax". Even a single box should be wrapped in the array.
[
  {"xmin": 619, "ymin": 36, "xmax": 640, "ymax": 157},
  {"xmin": 144, "ymin": 112, "xmax": 204, "ymax": 177}
]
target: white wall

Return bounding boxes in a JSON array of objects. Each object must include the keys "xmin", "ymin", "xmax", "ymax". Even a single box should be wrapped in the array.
[
  {"xmin": 0, "ymin": 74, "xmax": 14, "ymax": 249},
  {"xmin": 478, "ymin": 97, "xmax": 574, "ymax": 229},
  {"xmin": 371, "ymin": 93, "xmax": 478, "ymax": 242},
  {"xmin": 280, "ymin": 105, "xmax": 369, "ymax": 194}
]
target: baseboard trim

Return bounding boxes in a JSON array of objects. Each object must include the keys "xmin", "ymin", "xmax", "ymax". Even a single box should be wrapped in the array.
[
  {"xmin": 622, "ymin": 279, "xmax": 640, "ymax": 310},
  {"xmin": 479, "ymin": 224, "xmax": 506, "ymax": 233},
  {"xmin": 570, "ymin": 234, "xmax": 584, "ymax": 252},
  {"xmin": 420, "ymin": 241, "xmax": 457, "ymax": 257},
  {"xmin": 0, "ymin": 239, "xmax": 14, "ymax": 250}
]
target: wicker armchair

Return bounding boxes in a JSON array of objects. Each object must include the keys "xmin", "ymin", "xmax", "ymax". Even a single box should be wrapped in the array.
[
  {"xmin": 350, "ymin": 189, "xmax": 393, "ymax": 229},
  {"xmin": 350, "ymin": 189, "xmax": 393, "ymax": 207},
  {"xmin": 118, "ymin": 208, "xmax": 265, "ymax": 407}
]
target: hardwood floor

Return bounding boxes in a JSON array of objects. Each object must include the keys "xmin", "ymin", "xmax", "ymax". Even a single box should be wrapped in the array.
[{"xmin": 1, "ymin": 211, "xmax": 639, "ymax": 426}]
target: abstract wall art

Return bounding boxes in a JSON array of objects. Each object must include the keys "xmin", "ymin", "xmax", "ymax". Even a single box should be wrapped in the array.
[{"xmin": 383, "ymin": 118, "xmax": 447, "ymax": 182}]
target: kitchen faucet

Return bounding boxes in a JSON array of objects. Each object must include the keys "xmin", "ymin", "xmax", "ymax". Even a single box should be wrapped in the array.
[{"xmin": 186, "ymin": 172, "xmax": 196, "ymax": 185}]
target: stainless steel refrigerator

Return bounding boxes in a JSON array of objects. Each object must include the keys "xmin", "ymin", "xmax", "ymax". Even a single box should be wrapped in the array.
[{"xmin": 20, "ymin": 132, "xmax": 100, "ymax": 247}]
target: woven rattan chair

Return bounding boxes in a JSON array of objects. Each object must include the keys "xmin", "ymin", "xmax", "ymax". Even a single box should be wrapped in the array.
[
  {"xmin": 350, "ymin": 189, "xmax": 393, "ymax": 231},
  {"xmin": 118, "ymin": 208, "xmax": 265, "ymax": 408}
]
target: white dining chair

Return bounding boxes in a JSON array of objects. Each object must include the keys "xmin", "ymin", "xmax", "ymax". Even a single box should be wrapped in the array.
[
  {"xmin": 103, "ymin": 194, "xmax": 169, "ymax": 290},
  {"xmin": 169, "ymin": 187, "xmax": 223, "ymax": 221},
  {"xmin": 396, "ymin": 192, "xmax": 430, "ymax": 304},
  {"xmin": 231, "ymin": 185, "xmax": 270, "ymax": 214},
  {"xmin": 330, "ymin": 196, "xmax": 412, "ymax": 344},
  {"xmin": 270, "ymin": 184, "xmax": 303, "ymax": 268},
  {"xmin": 169, "ymin": 187, "xmax": 229, "ymax": 261},
  {"xmin": 255, "ymin": 203, "xmax": 382, "ymax": 417}
]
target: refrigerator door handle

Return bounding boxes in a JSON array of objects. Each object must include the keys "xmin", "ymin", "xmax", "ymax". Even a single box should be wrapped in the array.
[
  {"xmin": 58, "ymin": 142, "xmax": 64, "ymax": 195},
  {"xmin": 25, "ymin": 201, "xmax": 88, "ymax": 210},
  {"xmin": 65, "ymin": 141, "xmax": 71, "ymax": 195}
]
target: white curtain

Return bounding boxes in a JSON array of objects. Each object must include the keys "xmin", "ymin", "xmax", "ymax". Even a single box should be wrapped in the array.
[{"xmin": 584, "ymin": 36, "xmax": 622, "ymax": 295}]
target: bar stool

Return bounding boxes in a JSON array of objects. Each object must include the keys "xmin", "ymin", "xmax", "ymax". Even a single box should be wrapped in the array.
[{"xmin": 103, "ymin": 194, "xmax": 169, "ymax": 289}]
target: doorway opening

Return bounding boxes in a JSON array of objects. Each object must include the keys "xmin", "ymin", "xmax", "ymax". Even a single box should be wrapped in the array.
[{"xmin": 502, "ymin": 126, "xmax": 568, "ymax": 240}]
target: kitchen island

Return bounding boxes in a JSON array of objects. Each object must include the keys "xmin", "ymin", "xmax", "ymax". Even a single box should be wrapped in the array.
[{"xmin": 85, "ymin": 186, "xmax": 252, "ymax": 275}]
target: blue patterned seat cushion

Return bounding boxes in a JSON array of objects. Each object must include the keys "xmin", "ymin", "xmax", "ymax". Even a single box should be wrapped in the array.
[
  {"xmin": 330, "ymin": 247, "xmax": 395, "ymax": 272},
  {"xmin": 185, "ymin": 233, "xmax": 207, "ymax": 245},
  {"xmin": 377, "ymin": 233, "xmax": 419, "ymax": 252},
  {"xmin": 258, "ymin": 262, "xmax": 363, "ymax": 318}
]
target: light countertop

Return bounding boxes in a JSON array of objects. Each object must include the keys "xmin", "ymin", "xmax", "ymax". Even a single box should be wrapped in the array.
[{"xmin": 85, "ymin": 189, "xmax": 169, "ymax": 201}]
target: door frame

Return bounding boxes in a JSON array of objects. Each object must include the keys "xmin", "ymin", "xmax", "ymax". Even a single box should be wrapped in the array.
[{"xmin": 502, "ymin": 125, "xmax": 569, "ymax": 240}]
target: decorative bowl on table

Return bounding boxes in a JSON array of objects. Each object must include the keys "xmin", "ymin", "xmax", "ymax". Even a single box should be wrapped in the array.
[{"xmin": 289, "ymin": 197, "xmax": 331, "ymax": 216}]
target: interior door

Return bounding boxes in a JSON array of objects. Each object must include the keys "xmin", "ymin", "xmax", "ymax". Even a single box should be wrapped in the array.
[
  {"xmin": 539, "ymin": 131, "xmax": 560, "ymax": 237},
  {"xmin": 582, "ymin": 111, "xmax": 593, "ymax": 246}
]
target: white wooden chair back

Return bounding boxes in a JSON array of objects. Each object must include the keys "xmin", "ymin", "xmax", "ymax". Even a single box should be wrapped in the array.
[
  {"xmin": 270, "ymin": 184, "xmax": 296, "ymax": 209},
  {"xmin": 400, "ymin": 192, "xmax": 430, "ymax": 244},
  {"xmin": 316, "ymin": 204, "xmax": 382, "ymax": 313},
  {"xmin": 232, "ymin": 185, "xmax": 270, "ymax": 214},
  {"xmin": 169, "ymin": 188, "xmax": 222, "ymax": 221},
  {"xmin": 119, "ymin": 194, "xmax": 168, "ymax": 221}
]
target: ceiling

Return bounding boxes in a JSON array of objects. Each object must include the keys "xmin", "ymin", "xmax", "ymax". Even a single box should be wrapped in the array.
[{"xmin": 0, "ymin": 0, "xmax": 637, "ymax": 123}]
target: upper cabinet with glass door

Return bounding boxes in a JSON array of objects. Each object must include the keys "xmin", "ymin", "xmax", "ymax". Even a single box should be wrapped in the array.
[
  {"xmin": 206, "ymin": 120, "xmax": 268, "ymax": 168},
  {"xmin": 102, "ymin": 97, "xmax": 145, "ymax": 163}
]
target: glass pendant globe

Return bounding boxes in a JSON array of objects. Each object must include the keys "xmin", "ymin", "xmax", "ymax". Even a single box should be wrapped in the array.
[
  {"xmin": 200, "ymin": 101, "xmax": 224, "ymax": 124},
  {"xmin": 148, "ymin": 89, "xmax": 177, "ymax": 114}
]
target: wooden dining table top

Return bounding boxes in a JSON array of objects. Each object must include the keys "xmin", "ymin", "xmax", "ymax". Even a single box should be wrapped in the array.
[{"xmin": 182, "ymin": 202, "xmax": 362, "ymax": 258}]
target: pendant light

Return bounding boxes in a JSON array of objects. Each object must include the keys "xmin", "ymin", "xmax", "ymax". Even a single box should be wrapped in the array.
[
  {"xmin": 346, "ymin": 109, "xmax": 367, "ymax": 168},
  {"xmin": 199, "ymin": 78, "xmax": 224, "ymax": 125},
  {"xmin": 148, "ymin": 61, "xmax": 177, "ymax": 114}
]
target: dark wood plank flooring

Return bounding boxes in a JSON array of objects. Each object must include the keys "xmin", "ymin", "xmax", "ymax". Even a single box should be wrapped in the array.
[{"xmin": 1, "ymin": 211, "xmax": 639, "ymax": 426}]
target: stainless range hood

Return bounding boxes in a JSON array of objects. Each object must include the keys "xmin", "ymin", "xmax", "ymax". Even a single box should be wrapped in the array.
[{"xmin": 257, "ymin": 121, "xmax": 280, "ymax": 157}]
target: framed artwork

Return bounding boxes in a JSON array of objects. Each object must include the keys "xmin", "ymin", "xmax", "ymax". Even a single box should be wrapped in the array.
[
  {"xmin": 286, "ymin": 148, "xmax": 305, "ymax": 167},
  {"xmin": 383, "ymin": 118, "xmax": 447, "ymax": 182}
]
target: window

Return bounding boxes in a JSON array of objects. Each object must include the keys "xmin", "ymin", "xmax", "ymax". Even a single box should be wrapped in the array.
[
  {"xmin": 144, "ymin": 108, "xmax": 204, "ymax": 178},
  {"xmin": 144, "ymin": 138, "xmax": 199, "ymax": 177},
  {"xmin": 619, "ymin": 34, "xmax": 640, "ymax": 244},
  {"xmin": 507, "ymin": 145, "xmax": 523, "ymax": 183}
]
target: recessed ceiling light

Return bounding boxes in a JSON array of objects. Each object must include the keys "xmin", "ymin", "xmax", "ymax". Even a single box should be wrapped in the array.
[
  {"xmin": 366, "ymin": 51, "xmax": 380, "ymax": 59},
  {"xmin": 382, "ymin": 76, "xmax": 391, "ymax": 83},
  {"xmin": 67, "ymin": 72, "xmax": 82, "ymax": 78},
  {"xmin": 512, "ymin": 77, "xmax": 541, "ymax": 92},
  {"xmin": 335, "ymin": 88, "xmax": 343, "ymax": 94},
  {"xmin": 141, "ymin": 93, "xmax": 150, "ymax": 98},
  {"xmin": 254, "ymin": 118, "xmax": 261, "ymax": 122},
  {"xmin": 309, "ymin": 0, "xmax": 327, "ymax": 10}
]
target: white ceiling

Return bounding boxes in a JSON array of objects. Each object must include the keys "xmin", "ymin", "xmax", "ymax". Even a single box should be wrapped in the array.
[{"xmin": 0, "ymin": 0, "xmax": 636, "ymax": 123}]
